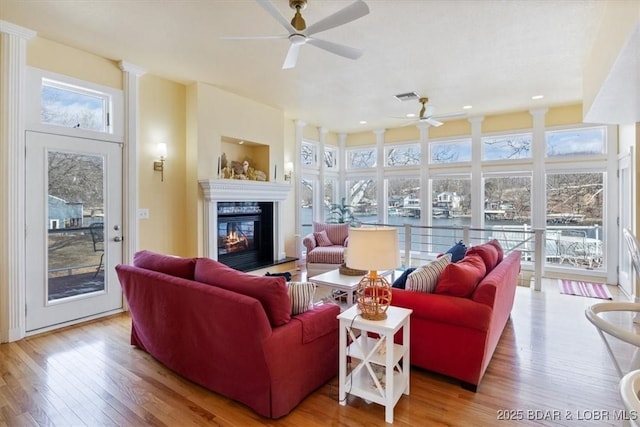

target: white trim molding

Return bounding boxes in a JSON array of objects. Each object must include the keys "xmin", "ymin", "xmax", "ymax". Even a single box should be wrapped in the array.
[
  {"xmin": 0, "ymin": 21, "xmax": 36, "ymax": 342},
  {"xmin": 199, "ymin": 179, "xmax": 291, "ymax": 261},
  {"xmin": 118, "ymin": 61, "xmax": 146, "ymax": 265}
]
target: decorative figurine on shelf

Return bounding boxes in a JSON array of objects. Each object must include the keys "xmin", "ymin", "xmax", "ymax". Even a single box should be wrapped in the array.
[{"xmin": 219, "ymin": 154, "xmax": 267, "ymax": 181}]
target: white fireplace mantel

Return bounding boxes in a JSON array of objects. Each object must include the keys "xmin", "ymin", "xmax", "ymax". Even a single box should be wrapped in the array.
[{"xmin": 199, "ymin": 179, "xmax": 291, "ymax": 262}]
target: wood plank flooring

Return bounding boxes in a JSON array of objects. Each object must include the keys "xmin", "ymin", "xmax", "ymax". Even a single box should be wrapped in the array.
[{"xmin": 1, "ymin": 278, "xmax": 636, "ymax": 426}]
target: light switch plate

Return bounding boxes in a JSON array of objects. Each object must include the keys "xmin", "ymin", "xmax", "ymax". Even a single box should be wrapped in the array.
[{"xmin": 138, "ymin": 208, "xmax": 149, "ymax": 219}]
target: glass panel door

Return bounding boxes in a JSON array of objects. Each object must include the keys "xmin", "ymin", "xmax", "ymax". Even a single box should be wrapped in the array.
[{"xmin": 26, "ymin": 131, "xmax": 123, "ymax": 332}]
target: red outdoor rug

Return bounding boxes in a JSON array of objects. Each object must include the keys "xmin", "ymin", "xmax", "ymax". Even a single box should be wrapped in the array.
[{"xmin": 558, "ymin": 279, "xmax": 612, "ymax": 300}]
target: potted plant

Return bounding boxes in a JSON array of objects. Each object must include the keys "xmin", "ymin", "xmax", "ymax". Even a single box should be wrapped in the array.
[{"xmin": 327, "ymin": 197, "xmax": 355, "ymax": 224}]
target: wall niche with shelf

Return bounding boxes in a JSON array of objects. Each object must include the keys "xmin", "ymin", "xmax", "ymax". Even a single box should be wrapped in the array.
[{"xmin": 220, "ymin": 136, "xmax": 270, "ymax": 181}]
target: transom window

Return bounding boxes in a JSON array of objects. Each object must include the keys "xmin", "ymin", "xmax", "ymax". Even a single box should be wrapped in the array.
[
  {"xmin": 385, "ymin": 143, "xmax": 420, "ymax": 166},
  {"xmin": 347, "ymin": 147, "xmax": 376, "ymax": 169},
  {"xmin": 41, "ymin": 78, "xmax": 111, "ymax": 133},
  {"xmin": 546, "ymin": 127, "xmax": 606, "ymax": 157},
  {"xmin": 301, "ymin": 142, "xmax": 317, "ymax": 166},
  {"xmin": 482, "ymin": 133, "xmax": 532, "ymax": 161},
  {"xmin": 430, "ymin": 139, "xmax": 472, "ymax": 164}
]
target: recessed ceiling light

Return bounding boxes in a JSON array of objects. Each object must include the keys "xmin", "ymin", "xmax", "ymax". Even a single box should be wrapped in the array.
[
  {"xmin": 463, "ymin": 105, "xmax": 472, "ymax": 110},
  {"xmin": 406, "ymin": 113, "xmax": 416, "ymax": 118},
  {"xmin": 531, "ymin": 95, "xmax": 544, "ymax": 100},
  {"xmin": 359, "ymin": 120, "xmax": 367, "ymax": 125}
]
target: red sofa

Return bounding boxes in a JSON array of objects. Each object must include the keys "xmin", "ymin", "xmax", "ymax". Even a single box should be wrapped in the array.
[
  {"xmin": 116, "ymin": 250, "xmax": 340, "ymax": 419},
  {"xmin": 391, "ymin": 248, "xmax": 521, "ymax": 391}
]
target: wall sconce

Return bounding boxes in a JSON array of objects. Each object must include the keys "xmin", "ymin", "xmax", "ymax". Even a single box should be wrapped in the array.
[
  {"xmin": 284, "ymin": 162, "xmax": 293, "ymax": 182},
  {"xmin": 154, "ymin": 143, "xmax": 167, "ymax": 182}
]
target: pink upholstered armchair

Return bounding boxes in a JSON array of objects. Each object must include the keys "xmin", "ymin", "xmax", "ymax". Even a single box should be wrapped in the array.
[{"xmin": 303, "ymin": 222, "xmax": 350, "ymax": 277}]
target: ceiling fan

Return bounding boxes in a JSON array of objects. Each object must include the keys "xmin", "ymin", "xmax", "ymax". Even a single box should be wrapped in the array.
[
  {"xmin": 222, "ymin": 0, "xmax": 370, "ymax": 69},
  {"xmin": 405, "ymin": 97, "xmax": 466, "ymax": 127}
]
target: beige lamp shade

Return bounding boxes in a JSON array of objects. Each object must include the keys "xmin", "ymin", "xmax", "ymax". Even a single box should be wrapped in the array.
[{"xmin": 346, "ymin": 226, "xmax": 400, "ymax": 271}]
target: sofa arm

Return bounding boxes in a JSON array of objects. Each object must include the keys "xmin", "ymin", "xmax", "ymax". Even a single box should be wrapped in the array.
[
  {"xmin": 292, "ymin": 302, "xmax": 340, "ymax": 344},
  {"xmin": 303, "ymin": 233, "xmax": 317, "ymax": 253},
  {"xmin": 391, "ymin": 288, "xmax": 492, "ymax": 332}
]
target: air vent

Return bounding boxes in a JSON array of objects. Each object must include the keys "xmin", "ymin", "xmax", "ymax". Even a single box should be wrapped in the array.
[{"xmin": 394, "ymin": 92, "xmax": 419, "ymax": 102}]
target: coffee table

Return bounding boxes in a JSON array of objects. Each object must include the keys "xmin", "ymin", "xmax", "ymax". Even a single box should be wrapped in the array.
[{"xmin": 309, "ymin": 269, "xmax": 397, "ymax": 307}]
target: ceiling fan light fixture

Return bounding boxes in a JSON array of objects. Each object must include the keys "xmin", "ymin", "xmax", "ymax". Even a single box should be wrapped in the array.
[{"xmin": 289, "ymin": 0, "xmax": 307, "ymax": 30}]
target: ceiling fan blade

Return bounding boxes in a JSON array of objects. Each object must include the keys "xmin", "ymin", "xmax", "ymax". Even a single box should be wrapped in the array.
[
  {"xmin": 220, "ymin": 35, "xmax": 288, "ymax": 40},
  {"xmin": 306, "ymin": 37, "xmax": 363, "ymax": 60},
  {"xmin": 425, "ymin": 118, "xmax": 444, "ymax": 127},
  {"xmin": 305, "ymin": 0, "xmax": 370, "ymax": 36},
  {"xmin": 282, "ymin": 44, "xmax": 301, "ymax": 69},
  {"xmin": 432, "ymin": 111, "xmax": 467, "ymax": 120},
  {"xmin": 424, "ymin": 105, "xmax": 436, "ymax": 117},
  {"xmin": 255, "ymin": 0, "xmax": 296, "ymax": 34}
]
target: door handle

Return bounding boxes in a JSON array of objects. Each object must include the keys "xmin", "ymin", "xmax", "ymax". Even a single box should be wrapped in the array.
[{"xmin": 113, "ymin": 236, "xmax": 123, "ymax": 242}]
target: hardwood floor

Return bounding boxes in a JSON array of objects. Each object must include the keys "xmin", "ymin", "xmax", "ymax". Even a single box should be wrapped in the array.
[{"xmin": 1, "ymin": 278, "xmax": 636, "ymax": 426}]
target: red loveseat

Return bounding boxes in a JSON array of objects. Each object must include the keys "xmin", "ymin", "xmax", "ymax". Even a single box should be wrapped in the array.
[
  {"xmin": 116, "ymin": 250, "xmax": 340, "ymax": 419},
  {"xmin": 391, "ymin": 246, "xmax": 521, "ymax": 391}
]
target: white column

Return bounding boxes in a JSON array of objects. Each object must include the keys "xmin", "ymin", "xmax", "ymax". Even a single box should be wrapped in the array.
[
  {"xmin": 318, "ymin": 127, "xmax": 328, "ymax": 221},
  {"xmin": 338, "ymin": 133, "xmax": 347, "ymax": 201},
  {"xmin": 118, "ymin": 61, "xmax": 146, "ymax": 264},
  {"xmin": 374, "ymin": 129, "xmax": 386, "ymax": 222},
  {"xmin": 294, "ymin": 120, "xmax": 306, "ymax": 264},
  {"xmin": 0, "ymin": 21, "xmax": 36, "ymax": 342},
  {"xmin": 417, "ymin": 124, "xmax": 430, "ymax": 227},
  {"xmin": 469, "ymin": 116, "xmax": 484, "ymax": 231},
  {"xmin": 530, "ymin": 108, "xmax": 548, "ymax": 291}
]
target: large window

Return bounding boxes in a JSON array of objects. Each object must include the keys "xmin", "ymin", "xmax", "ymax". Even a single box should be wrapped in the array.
[
  {"xmin": 484, "ymin": 176, "xmax": 531, "ymax": 224},
  {"xmin": 546, "ymin": 172, "xmax": 604, "ymax": 269},
  {"xmin": 431, "ymin": 176, "xmax": 471, "ymax": 226},
  {"xmin": 300, "ymin": 178, "xmax": 313, "ymax": 238},
  {"xmin": 387, "ymin": 177, "xmax": 421, "ymax": 223},
  {"xmin": 347, "ymin": 179, "xmax": 376, "ymax": 221}
]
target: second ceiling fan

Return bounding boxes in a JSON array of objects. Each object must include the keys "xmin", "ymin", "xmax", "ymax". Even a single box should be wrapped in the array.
[
  {"xmin": 223, "ymin": 0, "xmax": 370, "ymax": 69},
  {"xmin": 407, "ymin": 97, "xmax": 466, "ymax": 127}
]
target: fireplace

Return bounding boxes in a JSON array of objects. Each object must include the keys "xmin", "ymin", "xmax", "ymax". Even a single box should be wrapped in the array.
[
  {"xmin": 217, "ymin": 202, "xmax": 273, "ymax": 271},
  {"xmin": 199, "ymin": 179, "xmax": 291, "ymax": 271}
]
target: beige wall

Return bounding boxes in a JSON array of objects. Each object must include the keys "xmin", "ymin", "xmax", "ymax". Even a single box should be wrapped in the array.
[
  {"xmin": 188, "ymin": 82, "xmax": 291, "ymax": 257},
  {"xmin": 138, "ymin": 74, "xmax": 189, "ymax": 256},
  {"xmin": 27, "ymin": 37, "xmax": 122, "ymax": 89}
]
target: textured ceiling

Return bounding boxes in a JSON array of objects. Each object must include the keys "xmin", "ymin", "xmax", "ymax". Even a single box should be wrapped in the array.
[{"xmin": 1, "ymin": 0, "xmax": 607, "ymax": 133}]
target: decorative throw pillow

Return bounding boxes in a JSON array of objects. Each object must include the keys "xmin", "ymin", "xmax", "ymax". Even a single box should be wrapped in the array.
[
  {"xmin": 313, "ymin": 230, "xmax": 333, "ymax": 247},
  {"xmin": 435, "ymin": 253, "xmax": 486, "ymax": 298},
  {"xmin": 392, "ymin": 268, "xmax": 416, "ymax": 289},
  {"xmin": 466, "ymin": 243, "xmax": 499, "ymax": 272},
  {"xmin": 445, "ymin": 240, "xmax": 467, "ymax": 263},
  {"xmin": 487, "ymin": 239, "xmax": 504, "ymax": 263},
  {"xmin": 313, "ymin": 221, "xmax": 349, "ymax": 246},
  {"xmin": 406, "ymin": 254, "xmax": 451, "ymax": 293},
  {"xmin": 194, "ymin": 258, "xmax": 291, "ymax": 327},
  {"xmin": 133, "ymin": 250, "xmax": 196, "ymax": 280},
  {"xmin": 287, "ymin": 281, "xmax": 316, "ymax": 315}
]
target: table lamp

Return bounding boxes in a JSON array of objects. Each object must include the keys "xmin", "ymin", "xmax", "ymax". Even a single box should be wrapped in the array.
[{"xmin": 346, "ymin": 226, "xmax": 400, "ymax": 320}]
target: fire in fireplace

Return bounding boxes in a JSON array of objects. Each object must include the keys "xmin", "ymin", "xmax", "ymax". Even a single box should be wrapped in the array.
[{"xmin": 217, "ymin": 202, "xmax": 273, "ymax": 271}]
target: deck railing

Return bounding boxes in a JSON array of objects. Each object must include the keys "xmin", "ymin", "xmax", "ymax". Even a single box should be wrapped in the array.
[{"xmin": 303, "ymin": 221, "xmax": 605, "ymax": 292}]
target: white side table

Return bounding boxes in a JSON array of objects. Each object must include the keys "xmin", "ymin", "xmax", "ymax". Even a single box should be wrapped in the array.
[{"xmin": 337, "ymin": 305, "xmax": 412, "ymax": 423}]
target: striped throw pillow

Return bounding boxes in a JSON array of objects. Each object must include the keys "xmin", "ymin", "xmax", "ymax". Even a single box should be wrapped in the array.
[
  {"xmin": 287, "ymin": 282, "xmax": 316, "ymax": 315},
  {"xmin": 406, "ymin": 254, "xmax": 452, "ymax": 293}
]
